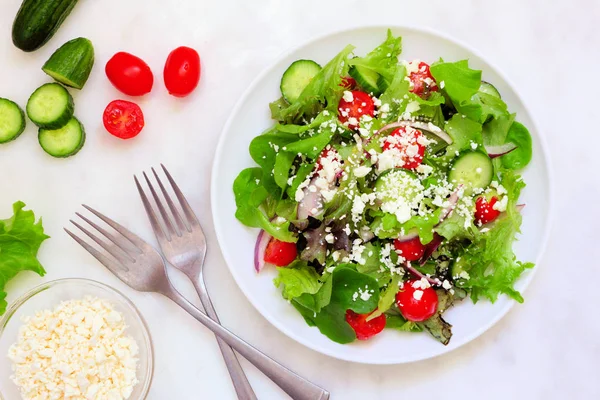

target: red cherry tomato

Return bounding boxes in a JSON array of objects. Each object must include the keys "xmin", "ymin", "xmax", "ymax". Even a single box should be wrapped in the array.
[
  {"xmin": 164, "ymin": 46, "xmax": 201, "ymax": 97},
  {"xmin": 340, "ymin": 76, "xmax": 356, "ymax": 89},
  {"xmin": 105, "ymin": 52, "xmax": 154, "ymax": 96},
  {"xmin": 345, "ymin": 310, "xmax": 386, "ymax": 340},
  {"xmin": 315, "ymin": 147, "xmax": 341, "ymax": 171},
  {"xmin": 102, "ymin": 100, "xmax": 145, "ymax": 139},
  {"xmin": 264, "ymin": 238, "xmax": 297, "ymax": 267},
  {"xmin": 382, "ymin": 126, "xmax": 426, "ymax": 169},
  {"xmin": 393, "ymin": 236, "xmax": 426, "ymax": 261},
  {"xmin": 408, "ymin": 61, "xmax": 437, "ymax": 97},
  {"xmin": 395, "ymin": 280, "xmax": 438, "ymax": 322},
  {"xmin": 475, "ymin": 196, "xmax": 502, "ymax": 225},
  {"xmin": 337, "ymin": 90, "xmax": 375, "ymax": 130}
]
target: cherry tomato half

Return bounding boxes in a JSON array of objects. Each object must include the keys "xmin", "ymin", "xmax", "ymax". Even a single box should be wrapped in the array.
[
  {"xmin": 393, "ymin": 236, "xmax": 426, "ymax": 262},
  {"xmin": 264, "ymin": 238, "xmax": 297, "ymax": 267},
  {"xmin": 103, "ymin": 100, "xmax": 145, "ymax": 139},
  {"xmin": 345, "ymin": 310, "xmax": 386, "ymax": 340},
  {"xmin": 337, "ymin": 90, "xmax": 374, "ymax": 130},
  {"xmin": 395, "ymin": 280, "xmax": 438, "ymax": 322},
  {"xmin": 163, "ymin": 46, "xmax": 201, "ymax": 97},
  {"xmin": 382, "ymin": 126, "xmax": 426, "ymax": 169},
  {"xmin": 475, "ymin": 196, "xmax": 501, "ymax": 225},
  {"xmin": 105, "ymin": 52, "xmax": 154, "ymax": 96},
  {"xmin": 340, "ymin": 76, "xmax": 356, "ymax": 89},
  {"xmin": 408, "ymin": 61, "xmax": 437, "ymax": 97}
]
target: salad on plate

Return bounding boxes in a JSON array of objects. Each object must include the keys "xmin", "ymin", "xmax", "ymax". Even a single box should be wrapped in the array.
[{"xmin": 233, "ymin": 30, "xmax": 534, "ymax": 345}]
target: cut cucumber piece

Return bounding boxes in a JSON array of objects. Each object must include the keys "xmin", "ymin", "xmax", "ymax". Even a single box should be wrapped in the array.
[
  {"xmin": 377, "ymin": 74, "xmax": 390, "ymax": 93},
  {"xmin": 0, "ymin": 98, "xmax": 26, "ymax": 144},
  {"xmin": 42, "ymin": 37, "xmax": 95, "ymax": 89},
  {"xmin": 349, "ymin": 65, "xmax": 380, "ymax": 95},
  {"xmin": 27, "ymin": 83, "xmax": 74, "ymax": 129},
  {"xmin": 449, "ymin": 151, "xmax": 493, "ymax": 194},
  {"xmin": 479, "ymin": 81, "xmax": 501, "ymax": 98},
  {"xmin": 280, "ymin": 60, "xmax": 321, "ymax": 103},
  {"xmin": 38, "ymin": 117, "xmax": 85, "ymax": 157}
]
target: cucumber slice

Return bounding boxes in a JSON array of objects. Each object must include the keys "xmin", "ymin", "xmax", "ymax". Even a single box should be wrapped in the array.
[
  {"xmin": 377, "ymin": 74, "xmax": 390, "ymax": 93},
  {"xmin": 0, "ymin": 98, "xmax": 26, "ymax": 144},
  {"xmin": 479, "ymin": 81, "xmax": 501, "ymax": 98},
  {"xmin": 27, "ymin": 83, "xmax": 74, "ymax": 129},
  {"xmin": 38, "ymin": 117, "xmax": 85, "ymax": 158},
  {"xmin": 349, "ymin": 65, "xmax": 380, "ymax": 95},
  {"xmin": 448, "ymin": 151, "xmax": 493, "ymax": 194},
  {"xmin": 280, "ymin": 60, "xmax": 321, "ymax": 103},
  {"xmin": 42, "ymin": 37, "xmax": 95, "ymax": 90}
]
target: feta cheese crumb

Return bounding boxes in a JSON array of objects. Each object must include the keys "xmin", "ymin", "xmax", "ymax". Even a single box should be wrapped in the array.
[
  {"xmin": 342, "ymin": 90, "xmax": 354, "ymax": 102},
  {"xmin": 413, "ymin": 290, "xmax": 424, "ymax": 300}
]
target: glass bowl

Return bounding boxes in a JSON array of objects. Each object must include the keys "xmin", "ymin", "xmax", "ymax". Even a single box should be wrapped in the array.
[{"xmin": 0, "ymin": 279, "xmax": 154, "ymax": 399}]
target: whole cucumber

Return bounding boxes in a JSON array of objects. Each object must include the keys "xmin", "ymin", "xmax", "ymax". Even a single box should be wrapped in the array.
[{"xmin": 12, "ymin": 0, "xmax": 79, "ymax": 52}]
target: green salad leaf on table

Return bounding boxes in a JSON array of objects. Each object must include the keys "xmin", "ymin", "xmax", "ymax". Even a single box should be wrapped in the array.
[
  {"xmin": 234, "ymin": 29, "xmax": 534, "ymax": 345},
  {"xmin": 0, "ymin": 201, "xmax": 49, "ymax": 315}
]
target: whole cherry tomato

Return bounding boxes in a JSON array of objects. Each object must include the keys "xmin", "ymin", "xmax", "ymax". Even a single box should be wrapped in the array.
[
  {"xmin": 264, "ymin": 238, "xmax": 297, "ymax": 266},
  {"xmin": 393, "ymin": 236, "xmax": 426, "ymax": 261},
  {"xmin": 395, "ymin": 280, "xmax": 438, "ymax": 322},
  {"xmin": 105, "ymin": 52, "xmax": 154, "ymax": 96},
  {"xmin": 163, "ymin": 46, "xmax": 201, "ymax": 97}
]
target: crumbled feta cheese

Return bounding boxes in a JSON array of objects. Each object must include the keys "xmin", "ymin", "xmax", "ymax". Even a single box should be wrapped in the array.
[
  {"xmin": 353, "ymin": 165, "xmax": 372, "ymax": 178},
  {"xmin": 405, "ymin": 101, "xmax": 420, "ymax": 114},
  {"xmin": 342, "ymin": 90, "xmax": 354, "ymax": 102},
  {"xmin": 8, "ymin": 297, "xmax": 139, "ymax": 400},
  {"xmin": 442, "ymin": 280, "xmax": 452, "ymax": 290},
  {"xmin": 440, "ymin": 80, "xmax": 445, "ymax": 89},
  {"xmin": 325, "ymin": 233, "xmax": 335, "ymax": 244},
  {"xmin": 413, "ymin": 290, "xmax": 424, "ymax": 300},
  {"xmin": 492, "ymin": 195, "xmax": 508, "ymax": 212}
]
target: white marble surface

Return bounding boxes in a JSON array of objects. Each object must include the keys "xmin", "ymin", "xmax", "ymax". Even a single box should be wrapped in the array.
[{"xmin": 0, "ymin": 0, "xmax": 598, "ymax": 398}]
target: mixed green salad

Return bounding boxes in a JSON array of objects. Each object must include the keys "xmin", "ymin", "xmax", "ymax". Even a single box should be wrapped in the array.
[{"xmin": 233, "ymin": 30, "xmax": 533, "ymax": 345}]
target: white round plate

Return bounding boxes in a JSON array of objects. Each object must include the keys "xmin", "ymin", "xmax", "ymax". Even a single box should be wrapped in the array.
[{"xmin": 211, "ymin": 25, "xmax": 552, "ymax": 364}]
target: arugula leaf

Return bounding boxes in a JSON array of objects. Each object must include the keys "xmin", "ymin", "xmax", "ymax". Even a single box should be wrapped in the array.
[
  {"xmin": 274, "ymin": 261, "xmax": 321, "ymax": 299},
  {"xmin": 249, "ymin": 130, "xmax": 298, "ymax": 194},
  {"xmin": 501, "ymin": 121, "xmax": 533, "ymax": 170},
  {"xmin": 283, "ymin": 123, "xmax": 336, "ymax": 159},
  {"xmin": 291, "ymin": 267, "xmax": 380, "ymax": 343},
  {"xmin": 273, "ymin": 151, "xmax": 295, "ymax": 190},
  {"xmin": 0, "ymin": 201, "xmax": 49, "ymax": 315},
  {"xmin": 233, "ymin": 168, "xmax": 295, "ymax": 242},
  {"xmin": 273, "ymin": 45, "xmax": 355, "ymax": 123},
  {"xmin": 349, "ymin": 29, "xmax": 402, "ymax": 83}
]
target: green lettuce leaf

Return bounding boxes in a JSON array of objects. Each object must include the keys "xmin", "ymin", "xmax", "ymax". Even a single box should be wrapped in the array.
[
  {"xmin": 274, "ymin": 261, "xmax": 322, "ymax": 299},
  {"xmin": 272, "ymin": 45, "xmax": 355, "ymax": 123},
  {"xmin": 349, "ymin": 29, "xmax": 402, "ymax": 83},
  {"xmin": 292, "ymin": 267, "xmax": 379, "ymax": 343},
  {"xmin": 501, "ymin": 121, "xmax": 533, "ymax": 170},
  {"xmin": 232, "ymin": 168, "xmax": 296, "ymax": 242},
  {"xmin": 443, "ymin": 113, "xmax": 483, "ymax": 160},
  {"xmin": 0, "ymin": 201, "xmax": 49, "ymax": 315},
  {"xmin": 458, "ymin": 169, "xmax": 534, "ymax": 303}
]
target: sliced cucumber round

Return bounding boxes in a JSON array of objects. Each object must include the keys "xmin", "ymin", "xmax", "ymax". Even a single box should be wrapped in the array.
[
  {"xmin": 27, "ymin": 83, "xmax": 74, "ymax": 129},
  {"xmin": 479, "ymin": 81, "xmax": 501, "ymax": 98},
  {"xmin": 449, "ymin": 151, "xmax": 493, "ymax": 194},
  {"xmin": 0, "ymin": 98, "xmax": 26, "ymax": 144},
  {"xmin": 349, "ymin": 65, "xmax": 380, "ymax": 95},
  {"xmin": 280, "ymin": 60, "xmax": 321, "ymax": 103},
  {"xmin": 38, "ymin": 117, "xmax": 85, "ymax": 158}
]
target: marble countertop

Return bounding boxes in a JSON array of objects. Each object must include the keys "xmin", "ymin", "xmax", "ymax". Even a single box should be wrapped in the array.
[{"xmin": 0, "ymin": 0, "xmax": 598, "ymax": 398}]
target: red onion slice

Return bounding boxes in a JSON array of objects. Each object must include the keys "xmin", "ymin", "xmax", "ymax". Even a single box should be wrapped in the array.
[
  {"xmin": 375, "ymin": 121, "xmax": 453, "ymax": 145},
  {"xmin": 297, "ymin": 177, "xmax": 323, "ymax": 220},
  {"xmin": 254, "ymin": 229, "xmax": 273, "ymax": 273},
  {"xmin": 516, "ymin": 204, "xmax": 526, "ymax": 213},
  {"xmin": 419, "ymin": 233, "xmax": 443, "ymax": 266},
  {"xmin": 485, "ymin": 142, "xmax": 518, "ymax": 159},
  {"xmin": 439, "ymin": 186, "xmax": 461, "ymax": 223},
  {"xmin": 404, "ymin": 261, "xmax": 441, "ymax": 286}
]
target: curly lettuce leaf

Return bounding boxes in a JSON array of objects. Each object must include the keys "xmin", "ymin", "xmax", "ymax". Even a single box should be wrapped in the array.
[
  {"xmin": 458, "ymin": 169, "xmax": 534, "ymax": 303},
  {"xmin": 443, "ymin": 113, "xmax": 483, "ymax": 160},
  {"xmin": 272, "ymin": 45, "xmax": 355, "ymax": 123},
  {"xmin": 233, "ymin": 168, "xmax": 295, "ymax": 242},
  {"xmin": 274, "ymin": 261, "xmax": 321, "ymax": 299},
  {"xmin": 349, "ymin": 29, "xmax": 402, "ymax": 83},
  {"xmin": 370, "ymin": 210, "xmax": 441, "ymax": 244},
  {"xmin": 0, "ymin": 202, "xmax": 49, "ymax": 315}
]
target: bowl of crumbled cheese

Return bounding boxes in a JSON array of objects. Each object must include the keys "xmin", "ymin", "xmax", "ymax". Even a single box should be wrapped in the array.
[{"xmin": 0, "ymin": 279, "xmax": 153, "ymax": 400}]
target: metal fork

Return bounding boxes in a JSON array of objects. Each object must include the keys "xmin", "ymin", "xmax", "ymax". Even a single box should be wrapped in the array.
[
  {"xmin": 66, "ymin": 206, "xmax": 330, "ymax": 400},
  {"xmin": 134, "ymin": 165, "xmax": 255, "ymax": 400}
]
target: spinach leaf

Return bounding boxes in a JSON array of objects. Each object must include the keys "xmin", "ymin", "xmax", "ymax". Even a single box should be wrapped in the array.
[{"xmin": 501, "ymin": 121, "xmax": 533, "ymax": 170}]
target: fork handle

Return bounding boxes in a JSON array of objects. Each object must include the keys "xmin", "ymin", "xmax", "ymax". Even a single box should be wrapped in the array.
[
  {"xmin": 162, "ymin": 287, "xmax": 330, "ymax": 400},
  {"xmin": 192, "ymin": 278, "xmax": 257, "ymax": 400}
]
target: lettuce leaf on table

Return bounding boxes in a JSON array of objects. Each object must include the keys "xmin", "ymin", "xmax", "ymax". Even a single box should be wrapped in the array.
[{"xmin": 0, "ymin": 202, "xmax": 49, "ymax": 315}]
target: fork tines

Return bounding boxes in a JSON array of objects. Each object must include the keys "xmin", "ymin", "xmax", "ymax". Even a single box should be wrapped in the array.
[{"xmin": 134, "ymin": 164, "xmax": 199, "ymax": 243}]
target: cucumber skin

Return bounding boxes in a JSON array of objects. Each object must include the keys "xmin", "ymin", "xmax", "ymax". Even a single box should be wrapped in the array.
[
  {"xmin": 38, "ymin": 117, "xmax": 85, "ymax": 158},
  {"xmin": 12, "ymin": 0, "xmax": 79, "ymax": 52},
  {"xmin": 280, "ymin": 60, "xmax": 321, "ymax": 103},
  {"xmin": 349, "ymin": 66, "xmax": 381, "ymax": 96},
  {"xmin": 0, "ymin": 98, "xmax": 26, "ymax": 144},
  {"xmin": 26, "ymin": 83, "xmax": 75, "ymax": 129},
  {"xmin": 42, "ymin": 37, "xmax": 94, "ymax": 89}
]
